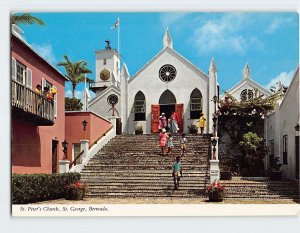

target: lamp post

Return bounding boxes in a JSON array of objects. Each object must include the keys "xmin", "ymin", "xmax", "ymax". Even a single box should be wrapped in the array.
[
  {"xmin": 62, "ymin": 140, "xmax": 68, "ymax": 160},
  {"xmin": 211, "ymin": 137, "xmax": 217, "ymax": 160},
  {"xmin": 82, "ymin": 120, "xmax": 88, "ymax": 139}
]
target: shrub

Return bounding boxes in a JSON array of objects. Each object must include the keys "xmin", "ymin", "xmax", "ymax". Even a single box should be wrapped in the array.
[
  {"xmin": 135, "ymin": 125, "xmax": 143, "ymax": 134},
  {"xmin": 220, "ymin": 171, "xmax": 232, "ymax": 180},
  {"xmin": 188, "ymin": 124, "xmax": 198, "ymax": 134},
  {"xmin": 65, "ymin": 97, "xmax": 83, "ymax": 111},
  {"xmin": 239, "ymin": 132, "xmax": 268, "ymax": 176},
  {"xmin": 12, "ymin": 172, "xmax": 80, "ymax": 204}
]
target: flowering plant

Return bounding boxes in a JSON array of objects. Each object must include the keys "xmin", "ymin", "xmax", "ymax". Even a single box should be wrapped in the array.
[
  {"xmin": 207, "ymin": 181, "xmax": 224, "ymax": 193},
  {"xmin": 65, "ymin": 181, "xmax": 87, "ymax": 190}
]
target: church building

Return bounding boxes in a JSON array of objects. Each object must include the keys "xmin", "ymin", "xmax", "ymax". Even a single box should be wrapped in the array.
[
  {"xmin": 224, "ymin": 63, "xmax": 272, "ymax": 101},
  {"xmin": 88, "ymin": 28, "xmax": 218, "ymax": 134}
]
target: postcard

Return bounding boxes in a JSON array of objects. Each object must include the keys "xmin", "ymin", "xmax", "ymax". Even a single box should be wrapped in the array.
[{"xmin": 10, "ymin": 12, "xmax": 299, "ymax": 217}]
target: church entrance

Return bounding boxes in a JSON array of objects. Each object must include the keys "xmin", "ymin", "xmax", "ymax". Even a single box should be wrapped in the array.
[
  {"xmin": 151, "ymin": 90, "xmax": 184, "ymax": 133},
  {"xmin": 160, "ymin": 104, "xmax": 175, "ymax": 120}
]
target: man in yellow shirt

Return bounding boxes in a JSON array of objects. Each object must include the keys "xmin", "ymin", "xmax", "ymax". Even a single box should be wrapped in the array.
[{"xmin": 199, "ymin": 113, "xmax": 206, "ymax": 134}]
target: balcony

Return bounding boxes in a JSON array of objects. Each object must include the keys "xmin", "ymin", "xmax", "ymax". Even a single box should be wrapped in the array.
[{"xmin": 11, "ymin": 80, "xmax": 54, "ymax": 126}]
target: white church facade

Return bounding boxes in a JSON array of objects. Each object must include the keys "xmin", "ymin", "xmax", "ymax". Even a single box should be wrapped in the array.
[{"xmin": 89, "ymin": 29, "xmax": 218, "ymax": 134}]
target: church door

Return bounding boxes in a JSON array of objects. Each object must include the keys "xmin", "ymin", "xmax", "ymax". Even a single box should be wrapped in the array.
[
  {"xmin": 175, "ymin": 104, "xmax": 184, "ymax": 133},
  {"xmin": 151, "ymin": 105, "xmax": 160, "ymax": 133}
]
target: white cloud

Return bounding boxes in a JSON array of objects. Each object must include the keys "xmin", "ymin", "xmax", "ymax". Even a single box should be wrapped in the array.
[
  {"xmin": 188, "ymin": 14, "xmax": 263, "ymax": 54},
  {"xmin": 160, "ymin": 13, "xmax": 188, "ymax": 27},
  {"xmin": 265, "ymin": 70, "xmax": 294, "ymax": 90},
  {"xmin": 266, "ymin": 17, "xmax": 293, "ymax": 33},
  {"xmin": 65, "ymin": 89, "xmax": 82, "ymax": 99},
  {"xmin": 31, "ymin": 43, "xmax": 57, "ymax": 65},
  {"xmin": 89, "ymin": 90, "xmax": 96, "ymax": 99}
]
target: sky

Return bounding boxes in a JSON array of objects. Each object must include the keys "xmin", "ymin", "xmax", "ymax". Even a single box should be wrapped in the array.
[{"xmin": 17, "ymin": 12, "xmax": 299, "ymax": 99}]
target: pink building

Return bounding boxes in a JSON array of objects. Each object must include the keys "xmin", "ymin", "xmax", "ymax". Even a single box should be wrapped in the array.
[
  {"xmin": 11, "ymin": 26, "xmax": 68, "ymax": 174},
  {"xmin": 65, "ymin": 111, "xmax": 112, "ymax": 167}
]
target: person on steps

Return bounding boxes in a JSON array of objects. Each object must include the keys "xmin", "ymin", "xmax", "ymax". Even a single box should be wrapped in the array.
[
  {"xmin": 167, "ymin": 133, "xmax": 174, "ymax": 156},
  {"xmin": 159, "ymin": 128, "xmax": 167, "ymax": 156},
  {"xmin": 198, "ymin": 112, "xmax": 206, "ymax": 134},
  {"xmin": 179, "ymin": 133, "xmax": 187, "ymax": 156},
  {"xmin": 172, "ymin": 156, "xmax": 183, "ymax": 190}
]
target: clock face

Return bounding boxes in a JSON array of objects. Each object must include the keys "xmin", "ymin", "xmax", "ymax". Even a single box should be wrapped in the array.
[
  {"xmin": 100, "ymin": 69, "xmax": 110, "ymax": 81},
  {"xmin": 107, "ymin": 94, "xmax": 118, "ymax": 106},
  {"xmin": 159, "ymin": 64, "xmax": 177, "ymax": 82}
]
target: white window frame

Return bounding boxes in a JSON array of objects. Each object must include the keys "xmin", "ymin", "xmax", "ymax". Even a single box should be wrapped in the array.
[
  {"xmin": 72, "ymin": 143, "xmax": 81, "ymax": 164},
  {"xmin": 11, "ymin": 57, "xmax": 16, "ymax": 80},
  {"xmin": 16, "ymin": 61, "xmax": 26, "ymax": 85},
  {"xmin": 26, "ymin": 68, "xmax": 32, "ymax": 89},
  {"xmin": 133, "ymin": 100, "xmax": 145, "ymax": 113},
  {"xmin": 53, "ymin": 86, "xmax": 57, "ymax": 117}
]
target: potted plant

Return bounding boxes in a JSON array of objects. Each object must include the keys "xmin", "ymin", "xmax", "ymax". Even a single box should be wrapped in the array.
[
  {"xmin": 65, "ymin": 181, "xmax": 87, "ymax": 200},
  {"xmin": 207, "ymin": 181, "xmax": 224, "ymax": 202},
  {"xmin": 269, "ymin": 156, "xmax": 283, "ymax": 180},
  {"xmin": 187, "ymin": 124, "xmax": 198, "ymax": 134},
  {"xmin": 135, "ymin": 125, "xmax": 143, "ymax": 134}
]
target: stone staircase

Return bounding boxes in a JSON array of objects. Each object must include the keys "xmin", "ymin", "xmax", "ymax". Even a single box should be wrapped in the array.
[
  {"xmin": 81, "ymin": 134, "xmax": 211, "ymax": 198},
  {"xmin": 81, "ymin": 134, "xmax": 300, "ymax": 200},
  {"xmin": 221, "ymin": 179, "xmax": 299, "ymax": 200}
]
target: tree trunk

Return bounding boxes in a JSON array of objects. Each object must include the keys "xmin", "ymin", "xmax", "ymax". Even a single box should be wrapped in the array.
[{"xmin": 72, "ymin": 83, "xmax": 76, "ymax": 99}]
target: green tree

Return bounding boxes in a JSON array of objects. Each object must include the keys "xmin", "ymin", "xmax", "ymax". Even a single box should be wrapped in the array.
[
  {"xmin": 239, "ymin": 132, "xmax": 268, "ymax": 176},
  {"xmin": 65, "ymin": 97, "xmax": 83, "ymax": 111},
  {"xmin": 57, "ymin": 55, "xmax": 93, "ymax": 98},
  {"xmin": 11, "ymin": 13, "xmax": 45, "ymax": 26}
]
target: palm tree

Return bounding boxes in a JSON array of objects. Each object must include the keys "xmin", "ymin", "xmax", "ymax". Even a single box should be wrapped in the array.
[
  {"xmin": 57, "ymin": 55, "xmax": 93, "ymax": 98},
  {"xmin": 11, "ymin": 13, "xmax": 45, "ymax": 26}
]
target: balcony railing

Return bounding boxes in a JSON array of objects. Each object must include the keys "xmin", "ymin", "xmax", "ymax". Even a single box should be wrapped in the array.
[{"xmin": 11, "ymin": 79, "xmax": 54, "ymax": 125}]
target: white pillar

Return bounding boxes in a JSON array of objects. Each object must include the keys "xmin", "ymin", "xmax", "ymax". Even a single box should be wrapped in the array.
[
  {"xmin": 59, "ymin": 160, "xmax": 70, "ymax": 173},
  {"xmin": 109, "ymin": 116, "xmax": 117, "ymax": 132},
  {"xmin": 210, "ymin": 160, "xmax": 220, "ymax": 182},
  {"xmin": 80, "ymin": 139, "xmax": 90, "ymax": 163}
]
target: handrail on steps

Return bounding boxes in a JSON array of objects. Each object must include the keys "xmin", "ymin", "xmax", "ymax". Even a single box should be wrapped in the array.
[{"xmin": 69, "ymin": 125, "xmax": 113, "ymax": 169}]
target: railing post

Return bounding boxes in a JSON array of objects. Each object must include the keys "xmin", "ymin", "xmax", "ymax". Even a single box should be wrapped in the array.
[{"xmin": 80, "ymin": 139, "xmax": 90, "ymax": 164}]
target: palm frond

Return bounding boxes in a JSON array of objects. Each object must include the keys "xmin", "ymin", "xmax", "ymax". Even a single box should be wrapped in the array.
[{"xmin": 11, "ymin": 13, "xmax": 45, "ymax": 26}]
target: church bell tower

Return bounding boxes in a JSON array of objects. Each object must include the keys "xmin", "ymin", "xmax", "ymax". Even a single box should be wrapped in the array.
[{"xmin": 90, "ymin": 40, "xmax": 121, "ymax": 95}]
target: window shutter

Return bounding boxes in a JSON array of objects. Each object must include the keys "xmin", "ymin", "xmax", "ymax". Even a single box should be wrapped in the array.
[
  {"xmin": 53, "ymin": 86, "xmax": 57, "ymax": 117},
  {"xmin": 42, "ymin": 78, "xmax": 46, "ymax": 90},
  {"xmin": 26, "ymin": 68, "xmax": 32, "ymax": 88},
  {"xmin": 11, "ymin": 58, "xmax": 16, "ymax": 80}
]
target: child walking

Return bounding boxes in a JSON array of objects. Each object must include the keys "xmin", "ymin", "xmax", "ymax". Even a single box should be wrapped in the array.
[
  {"xmin": 172, "ymin": 156, "xmax": 183, "ymax": 190},
  {"xmin": 167, "ymin": 133, "xmax": 174, "ymax": 156},
  {"xmin": 179, "ymin": 133, "xmax": 187, "ymax": 156}
]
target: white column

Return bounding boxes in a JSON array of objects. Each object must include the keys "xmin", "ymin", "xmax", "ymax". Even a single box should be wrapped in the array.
[
  {"xmin": 80, "ymin": 139, "xmax": 90, "ymax": 163},
  {"xmin": 109, "ymin": 116, "xmax": 117, "ymax": 132},
  {"xmin": 59, "ymin": 160, "xmax": 70, "ymax": 173}
]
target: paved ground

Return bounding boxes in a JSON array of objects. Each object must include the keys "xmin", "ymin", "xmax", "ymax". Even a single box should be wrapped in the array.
[{"xmin": 37, "ymin": 197, "xmax": 299, "ymax": 204}]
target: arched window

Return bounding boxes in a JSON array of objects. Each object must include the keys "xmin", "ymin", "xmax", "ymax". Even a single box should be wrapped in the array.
[
  {"xmin": 133, "ymin": 91, "xmax": 146, "ymax": 121},
  {"xmin": 240, "ymin": 89, "xmax": 253, "ymax": 101},
  {"xmin": 159, "ymin": 90, "xmax": 176, "ymax": 105},
  {"xmin": 190, "ymin": 88, "xmax": 202, "ymax": 119}
]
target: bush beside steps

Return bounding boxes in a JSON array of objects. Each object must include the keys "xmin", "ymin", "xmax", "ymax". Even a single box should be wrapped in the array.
[{"xmin": 12, "ymin": 173, "xmax": 80, "ymax": 204}]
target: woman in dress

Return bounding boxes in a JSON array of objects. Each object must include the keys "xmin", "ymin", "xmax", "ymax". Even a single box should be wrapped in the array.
[
  {"xmin": 159, "ymin": 129, "xmax": 167, "ymax": 156},
  {"xmin": 161, "ymin": 113, "xmax": 168, "ymax": 130},
  {"xmin": 169, "ymin": 112, "xmax": 179, "ymax": 134}
]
